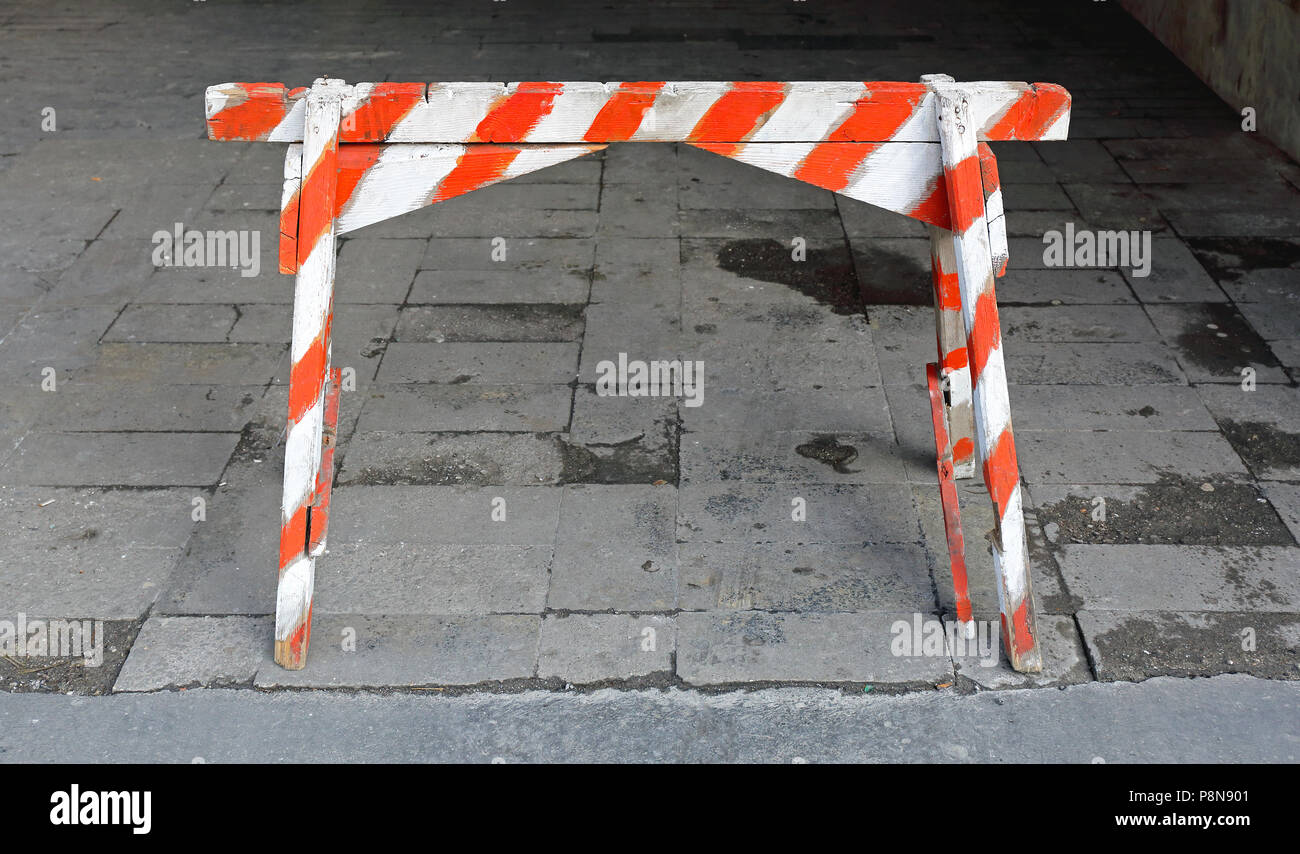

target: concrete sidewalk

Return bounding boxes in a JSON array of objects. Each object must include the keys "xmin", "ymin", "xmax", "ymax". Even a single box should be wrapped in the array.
[
  {"xmin": 2, "ymin": 675, "xmax": 1295, "ymax": 763},
  {"xmin": 0, "ymin": 1, "xmax": 1297, "ymax": 699}
]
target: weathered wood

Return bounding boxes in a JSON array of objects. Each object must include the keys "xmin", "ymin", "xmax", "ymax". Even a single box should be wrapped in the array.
[
  {"xmin": 206, "ymin": 80, "xmax": 1071, "ymax": 144},
  {"xmin": 926, "ymin": 362, "xmax": 975, "ymax": 635},
  {"xmin": 933, "ymin": 81, "xmax": 1042, "ymax": 672},
  {"xmin": 332, "ymin": 143, "xmax": 604, "ymax": 236},
  {"xmin": 927, "ymin": 223, "xmax": 977, "ymax": 479},
  {"xmin": 275, "ymin": 81, "xmax": 345, "ymax": 671}
]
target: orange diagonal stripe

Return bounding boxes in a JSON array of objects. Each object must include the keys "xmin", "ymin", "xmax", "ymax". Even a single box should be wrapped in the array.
[{"xmin": 585, "ymin": 82, "xmax": 665, "ymax": 141}]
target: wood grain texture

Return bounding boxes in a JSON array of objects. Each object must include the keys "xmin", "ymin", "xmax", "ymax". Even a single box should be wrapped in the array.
[{"xmin": 206, "ymin": 80, "xmax": 1071, "ymax": 144}]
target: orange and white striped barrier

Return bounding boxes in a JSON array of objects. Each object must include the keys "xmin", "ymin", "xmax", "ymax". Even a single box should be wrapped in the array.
[{"xmin": 207, "ymin": 77, "xmax": 1070, "ymax": 671}]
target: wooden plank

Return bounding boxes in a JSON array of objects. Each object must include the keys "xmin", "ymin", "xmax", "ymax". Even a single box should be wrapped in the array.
[
  {"xmin": 320, "ymin": 143, "xmax": 605, "ymax": 235},
  {"xmin": 206, "ymin": 80, "xmax": 1071, "ymax": 144}
]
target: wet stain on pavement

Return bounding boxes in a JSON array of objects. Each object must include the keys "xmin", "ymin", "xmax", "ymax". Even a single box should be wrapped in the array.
[
  {"xmin": 716, "ymin": 239, "xmax": 862, "ymax": 314},
  {"xmin": 1187, "ymin": 237, "xmax": 1300, "ymax": 282},
  {"xmin": 1170, "ymin": 303, "xmax": 1280, "ymax": 375}
]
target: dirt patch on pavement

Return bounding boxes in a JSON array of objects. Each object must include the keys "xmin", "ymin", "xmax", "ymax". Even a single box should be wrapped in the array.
[
  {"xmin": 794, "ymin": 434, "xmax": 860, "ymax": 474},
  {"xmin": 1085, "ymin": 611, "xmax": 1300, "ymax": 682},
  {"xmin": 1219, "ymin": 419, "xmax": 1300, "ymax": 477},
  {"xmin": 0, "ymin": 618, "xmax": 141, "ymax": 695},
  {"xmin": 1037, "ymin": 474, "xmax": 1294, "ymax": 546}
]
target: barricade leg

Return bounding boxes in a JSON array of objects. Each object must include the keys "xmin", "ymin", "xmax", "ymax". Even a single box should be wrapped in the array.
[
  {"xmin": 926, "ymin": 225, "xmax": 977, "ymax": 480},
  {"xmin": 925, "ymin": 363, "xmax": 975, "ymax": 636},
  {"xmin": 932, "ymin": 83, "xmax": 1042, "ymax": 672},
  {"xmin": 275, "ymin": 80, "xmax": 345, "ymax": 670}
]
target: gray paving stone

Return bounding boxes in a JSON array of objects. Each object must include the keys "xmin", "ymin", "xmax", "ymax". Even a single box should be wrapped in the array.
[
  {"xmin": 204, "ymin": 182, "xmax": 280, "ymax": 212},
  {"xmin": 1033, "ymin": 139, "xmax": 1129, "ymax": 183},
  {"xmin": 676, "ymin": 611, "xmax": 954, "ymax": 685},
  {"xmin": 76, "ymin": 342, "xmax": 287, "ymax": 386},
  {"xmin": 378, "ymin": 342, "xmax": 579, "ymax": 384},
  {"xmin": 1144, "ymin": 181, "xmax": 1299, "ymax": 214},
  {"xmin": 1186, "ymin": 250, "xmax": 1299, "ymax": 304},
  {"xmin": 420, "ymin": 237, "xmax": 594, "ymax": 274},
  {"xmin": 155, "ymin": 480, "xmax": 279, "ymax": 615},
  {"xmin": 549, "ymin": 485, "xmax": 677, "ymax": 611},
  {"xmin": 1261, "ymin": 483, "xmax": 1300, "ymax": 543},
  {"xmin": 47, "ymin": 239, "xmax": 156, "ymax": 305},
  {"xmin": 334, "ymin": 238, "xmax": 425, "ymax": 303},
  {"xmin": 1196, "ymin": 384, "xmax": 1300, "ymax": 480},
  {"xmin": 678, "ymin": 482, "xmax": 919, "ymax": 544},
  {"xmin": 409, "ymin": 269, "xmax": 588, "ymax": 304},
  {"xmin": 850, "ymin": 237, "xmax": 931, "ymax": 306},
  {"xmin": 911, "ymin": 481, "xmax": 1075, "ymax": 617},
  {"xmin": 949, "ymin": 614, "xmax": 1093, "ymax": 689},
  {"xmin": 114, "ymin": 616, "xmax": 270, "ymax": 691},
  {"xmin": 0, "ymin": 486, "xmax": 194, "ymax": 619},
  {"xmin": 252, "ymin": 614, "xmax": 540, "ymax": 688},
  {"xmin": 677, "ymin": 208, "xmax": 844, "ymax": 240},
  {"xmin": 1060, "ymin": 183, "xmax": 1168, "ymax": 232},
  {"xmin": 355, "ymin": 383, "xmax": 571, "ymax": 433},
  {"xmin": 676, "ymin": 144, "xmax": 763, "ymax": 184},
  {"xmin": 315, "ymin": 543, "xmax": 551, "ymax": 615},
  {"xmin": 604, "ymin": 142, "xmax": 677, "ymax": 184},
  {"xmin": 1, "ymin": 431, "xmax": 238, "ymax": 486},
  {"xmin": 682, "ymin": 237, "xmax": 858, "ymax": 309},
  {"xmin": 538, "ymin": 614, "xmax": 676, "ymax": 683},
  {"xmin": 868, "ymin": 306, "xmax": 943, "ymax": 387},
  {"xmin": 1006, "ymin": 342, "xmax": 1188, "ymax": 385},
  {"xmin": 597, "ymin": 182, "xmax": 678, "ymax": 237},
  {"xmin": 568, "ymin": 379, "xmax": 668, "ymax": 438},
  {"xmin": 678, "ymin": 541, "xmax": 932, "ymax": 612},
  {"xmin": 1000, "ymin": 305, "xmax": 1159, "ymax": 342},
  {"xmin": 1011, "ymin": 385, "xmax": 1217, "ymax": 431},
  {"xmin": 836, "ymin": 196, "xmax": 927, "ymax": 238},
  {"xmin": 682, "ymin": 431, "xmax": 907, "ymax": 485},
  {"xmin": 99, "ymin": 183, "xmax": 216, "ymax": 241},
  {"xmin": 1077, "ymin": 610, "xmax": 1300, "ymax": 681},
  {"xmin": 1145, "ymin": 303, "xmax": 1289, "ymax": 384},
  {"xmin": 394, "ymin": 304, "xmax": 584, "ymax": 342},
  {"xmin": 103, "ymin": 304, "xmax": 238, "ymax": 342},
  {"xmin": 408, "ymin": 202, "xmax": 597, "ymax": 238},
  {"xmin": 680, "ymin": 386, "xmax": 890, "ymax": 434},
  {"xmin": 430, "ymin": 182, "xmax": 599, "ymax": 212},
  {"xmin": 1121, "ymin": 238, "xmax": 1225, "ymax": 303},
  {"xmin": 679, "ymin": 178, "xmax": 835, "ymax": 210},
  {"xmin": 577, "ymin": 302, "xmax": 682, "ymax": 383},
  {"xmin": 0, "ymin": 193, "xmax": 116, "ymax": 242},
  {"xmin": 1000, "ymin": 183, "xmax": 1074, "ymax": 210},
  {"xmin": 1059, "ymin": 545, "xmax": 1300, "ymax": 611},
  {"xmin": 1163, "ymin": 210, "xmax": 1300, "ymax": 239},
  {"xmin": 329, "ymin": 485, "xmax": 562, "ymax": 546},
  {"xmin": 0, "ymin": 305, "xmax": 123, "ymax": 379},
  {"xmin": 31, "ymin": 384, "xmax": 267, "ymax": 432},
  {"xmin": 880, "ymin": 382, "xmax": 953, "ymax": 484},
  {"xmin": 337, "ymin": 431, "xmax": 565, "ymax": 486},
  {"xmin": 1017, "ymin": 430, "xmax": 1249, "ymax": 484},
  {"xmin": 995, "ymin": 269, "xmax": 1135, "ymax": 305},
  {"xmin": 682, "ymin": 302, "xmax": 880, "ymax": 391},
  {"xmin": 1238, "ymin": 298, "xmax": 1300, "ymax": 342}
]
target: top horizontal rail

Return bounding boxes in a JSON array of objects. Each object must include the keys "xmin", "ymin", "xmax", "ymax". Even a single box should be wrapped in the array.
[{"xmin": 206, "ymin": 80, "xmax": 1070, "ymax": 144}]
